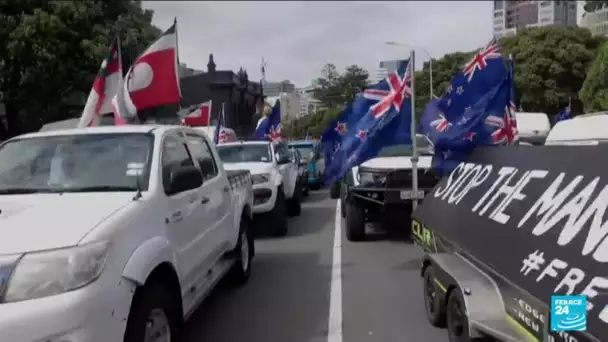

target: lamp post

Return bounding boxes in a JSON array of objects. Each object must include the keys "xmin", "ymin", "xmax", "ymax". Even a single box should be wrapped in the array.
[{"xmin": 385, "ymin": 41, "xmax": 433, "ymax": 98}]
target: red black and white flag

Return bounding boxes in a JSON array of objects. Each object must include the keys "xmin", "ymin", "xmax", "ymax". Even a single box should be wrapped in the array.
[
  {"xmin": 182, "ymin": 100, "xmax": 212, "ymax": 126},
  {"xmin": 114, "ymin": 19, "xmax": 181, "ymax": 125},
  {"xmin": 78, "ymin": 35, "xmax": 122, "ymax": 127}
]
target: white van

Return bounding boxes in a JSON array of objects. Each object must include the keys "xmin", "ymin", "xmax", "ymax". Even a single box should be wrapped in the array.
[
  {"xmin": 545, "ymin": 114, "xmax": 608, "ymax": 146},
  {"xmin": 515, "ymin": 112, "xmax": 550, "ymax": 145}
]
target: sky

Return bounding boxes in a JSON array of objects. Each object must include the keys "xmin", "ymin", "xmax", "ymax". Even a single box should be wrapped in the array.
[{"xmin": 144, "ymin": 1, "xmax": 586, "ymax": 88}]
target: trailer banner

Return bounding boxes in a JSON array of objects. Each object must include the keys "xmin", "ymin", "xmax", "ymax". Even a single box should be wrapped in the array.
[{"xmin": 412, "ymin": 145, "xmax": 608, "ymax": 340}]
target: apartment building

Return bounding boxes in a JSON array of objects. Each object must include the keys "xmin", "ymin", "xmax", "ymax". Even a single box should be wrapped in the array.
[
  {"xmin": 372, "ymin": 59, "xmax": 403, "ymax": 83},
  {"xmin": 262, "ymin": 80, "xmax": 296, "ymax": 97},
  {"xmin": 298, "ymin": 83, "xmax": 320, "ymax": 117},
  {"xmin": 493, "ymin": 0, "xmax": 577, "ymax": 38},
  {"xmin": 580, "ymin": 2, "xmax": 608, "ymax": 37}
]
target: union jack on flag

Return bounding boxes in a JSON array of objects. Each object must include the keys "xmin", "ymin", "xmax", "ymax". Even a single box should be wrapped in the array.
[
  {"xmin": 463, "ymin": 38, "xmax": 502, "ymax": 82},
  {"xmin": 485, "ymin": 102, "xmax": 518, "ymax": 145},
  {"xmin": 362, "ymin": 63, "xmax": 412, "ymax": 120},
  {"xmin": 266, "ymin": 124, "xmax": 282, "ymax": 142},
  {"xmin": 430, "ymin": 113, "xmax": 452, "ymax": 132}
]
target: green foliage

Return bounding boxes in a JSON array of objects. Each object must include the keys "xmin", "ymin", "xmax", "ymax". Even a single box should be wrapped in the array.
[
  {"xmin": 499, "ymin": 26, "xmax": 605, "ymax": 115},
  {"xmin": 584, "ymin": 1, "xmax": 608, "ymax": 13},
  {"xmin": 579, "ymin": 41, "xmax": 608, "ymax": 112},
  {"xmin": 0, "ymin": 0, "xmax": 161, "ymax": 138}
]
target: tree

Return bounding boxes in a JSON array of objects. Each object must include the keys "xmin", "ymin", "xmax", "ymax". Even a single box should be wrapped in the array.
[
  {"xmin": 313, "ymin": 63, "xmax": 342, "ymax": 109},
  {"xmin": 337, "ymin": 65, "xmax": 369, "ymax": 104},
  {"xmin": 0, "ymin": 0, "xmax": 161, "ymax": 139},
  {"xmin": 584, "ymin": 1, "xmax": 608, "ymax": 13},
  {"xmin": 499, "ymin": 26, "xmax": 605, "ymax": 115},
  {"xmin": 579, "ymin": 41, "xmax": 608, "ymax": 112}
]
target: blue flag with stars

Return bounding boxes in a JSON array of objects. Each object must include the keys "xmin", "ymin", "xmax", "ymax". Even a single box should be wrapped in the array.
[
  {"xmin": 437, "ymin": 38, "xmax": 508, "ymax": 122},
  {"xmin": 254, "ymin": 100, "xmax": 282, "ymax": 141},
  {"xmin": 420, "ymin": 38, "xmax": 517, "ymax": 176},
  {"xmin": 324, "ymin": 59, "xmax": 413, "ymax": 184},
  {"xmin": 421, "ymin": 62, "xmax": 518, "ymax": 176}
]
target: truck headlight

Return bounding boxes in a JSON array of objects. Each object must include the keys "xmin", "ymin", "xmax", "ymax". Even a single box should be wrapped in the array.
[
  {"xmin": 357, "ymin": 170, "xmax": 387, "ymax": 185},
  {"xmin": 251, "ymin": 173, "xmax": 270, "ymax": 184},
  {"xmin": 4, "ymin": 240, "xmax": 109, "ymax": 302}
]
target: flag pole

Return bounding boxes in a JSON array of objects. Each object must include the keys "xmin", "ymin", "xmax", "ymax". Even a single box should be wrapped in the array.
[{"xmin": 410, "ymin": 50, "xmax": 419, "ymax": 211}]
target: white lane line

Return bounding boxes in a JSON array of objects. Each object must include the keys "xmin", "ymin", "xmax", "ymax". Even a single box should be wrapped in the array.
[{"xmin": 327, "ymin": 200, "xmax": 343, "ymax": 342}]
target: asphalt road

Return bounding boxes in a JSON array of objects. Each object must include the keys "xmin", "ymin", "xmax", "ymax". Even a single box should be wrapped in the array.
[{"xmin": 183, "ymin": 189, "xmax": 446, "ymax": 342}]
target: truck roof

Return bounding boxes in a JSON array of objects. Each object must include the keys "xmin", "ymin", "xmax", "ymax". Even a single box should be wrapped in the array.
[
  {"xmin": 12, "ymin": 125, "xmax": 208, "ymax": 140},
  {"xmin": 218, "ymin": 140, "xmax": 270, "ymax": 147},
  {"xmin": 546, "ymin": 114, "xmax": 608, "ymax": 143}
]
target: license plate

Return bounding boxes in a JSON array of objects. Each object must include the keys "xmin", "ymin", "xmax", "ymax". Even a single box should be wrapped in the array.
[{"xmin": 400, "ymin": 190, "xmax": 425, "ymax": 200}]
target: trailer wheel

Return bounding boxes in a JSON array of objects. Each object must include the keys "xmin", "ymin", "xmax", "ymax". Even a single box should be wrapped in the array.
[
  {"xmin": 423, "ymin": 266, "xmax": 446, "ymax": 327},
  {"xmin": 447, "ymin": 288, "xmax": 474, "ymax": 342},
  {"xmin": 345, "ymin": 201, "xmax": 365, "ymax": 241}
]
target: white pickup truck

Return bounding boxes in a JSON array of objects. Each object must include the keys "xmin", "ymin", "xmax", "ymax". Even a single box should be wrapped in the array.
[
  {"xmin": 217, "ymin": 140, "xmax": 301, "ymax": 236},
  {"xmin": 0, "ymin": 125, "xmax": 253, "ymax": 342}
]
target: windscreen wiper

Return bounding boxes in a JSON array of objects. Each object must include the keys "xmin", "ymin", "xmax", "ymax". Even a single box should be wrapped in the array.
[
  {"xmin": 0, "ymin": 188, "xmax": 52, "ymax": 194},
  {"xmin": 58, "ymin": 186, "xmax": 138, "ymax": 193}
]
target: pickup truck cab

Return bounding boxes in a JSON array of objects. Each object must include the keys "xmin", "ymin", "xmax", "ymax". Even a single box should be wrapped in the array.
[
  {"xmin": 0, "ymin": 125, "xmax": 254, "ymax": 342},
  {"xmin": 217, "ymin": 140, "xmax": 301, "ymax": 236},
  {"xmin": 340, "ymin": 134, "xmax": 439, "ymax": 241}
]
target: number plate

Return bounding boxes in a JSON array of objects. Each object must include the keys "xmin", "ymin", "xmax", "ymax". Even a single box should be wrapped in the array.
[{"xmin": 400, "ymin": 190, "xmax": 425, "ymax": 200}]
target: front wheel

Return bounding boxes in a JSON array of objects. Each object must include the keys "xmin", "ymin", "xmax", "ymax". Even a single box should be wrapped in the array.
[
  {"xmin": 345, "ymin": 201, "xmax": 366, "ymax": 241},
  {"xmin": 270, "ymin": 189, "xmax": 288, "ymax": 236},
  {"xmin": 123, "ymin": 284, "xmax": 181, "ymax": 342},
  {"xmin": 329, "ymin": 181, "xmax": 341, "ymax": 199},
  {"xmin": 287, "ymin": 183, "xmax": 302, "ymax": 216}
]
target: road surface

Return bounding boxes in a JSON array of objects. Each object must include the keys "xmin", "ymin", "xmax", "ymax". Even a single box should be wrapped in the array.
[{"xmin": 183, "ymin": 189, "xmax": 446, "ymax": 342}]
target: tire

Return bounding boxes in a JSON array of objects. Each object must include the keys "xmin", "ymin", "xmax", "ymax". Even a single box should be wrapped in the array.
[
  {"xmin": 123, "ymin": 283, "xmax": 181, "ymax": 342},
  {"xmin": 270, "ymin": 189, "xmax": 288, "ymax": 236},
  {"xmin": 345, "ymin": 201, "xmax": 366, "ymax": 241},
  {"xmin": 340, "ymin": 184, "xmax": 347, "ymax": 218},
  {"xmin": 423, "ymin": 266, "xmax": 447, "ymax": 327},
  {"xmin": 447, "ymin": 288, "xmax": 487, "ymax": 342},
  {"xmin": 287, "ymin": 183, "xmax": 302, "ymax": 217},
  {"xmin": 330, "ymin": 181, "xmax": 341, "ymax": 199},
  {"xmin": 228, "ymin": 216, "xmax": 253, "ymax": 285}
]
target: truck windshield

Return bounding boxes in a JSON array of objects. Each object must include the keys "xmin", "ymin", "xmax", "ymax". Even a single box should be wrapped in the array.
[
  {"xmin": 290, "ymin": 144, "xmax": 315, "ymax": 161},
  {"xmin": 377, "ymin": 136, "xmax": 433, "ymax": 157},
  {"xmin": 0, "ymin": 133, "xmax": 153, "ymax": 194},
  {"xmin": 217, "ymin": 144, "xmax": 272, "ymax": 163}
]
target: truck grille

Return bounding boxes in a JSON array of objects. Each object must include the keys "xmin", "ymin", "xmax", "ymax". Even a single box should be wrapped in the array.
[{"xmin": 385, "ymin": 169, "xmax": 438, "ymax": 189}]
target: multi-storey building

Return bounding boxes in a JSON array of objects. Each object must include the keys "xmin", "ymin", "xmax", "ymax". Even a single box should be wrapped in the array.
[
  {"xmin": 493, "ymin": 0, "xmax": 577, "ymax": 38},
  {"xmin": 262, "ymin": 80, "xmax": 296, "ymax": 97},
  {"xmin": 580, "ymin": 2, "xmax": 608, "ymax": 37},
  {"xmin": 373, "ymin": 59, "xmax": 402, "ymax": 83}
]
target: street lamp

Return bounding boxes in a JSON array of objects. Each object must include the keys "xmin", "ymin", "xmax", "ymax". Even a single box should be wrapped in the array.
[{"xmin": 385, "ymin": 41, "xmax": 434, "ymax": 98}]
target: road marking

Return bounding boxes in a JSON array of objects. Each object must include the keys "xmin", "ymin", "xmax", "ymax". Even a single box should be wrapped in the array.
[{"xmin": 327, "ymin": 200, "xmax": 343, "ymax": 342}]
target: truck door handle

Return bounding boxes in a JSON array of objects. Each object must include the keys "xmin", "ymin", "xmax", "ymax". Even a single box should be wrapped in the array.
[
  {"xmin": 166, "ymin": 211, "xmax": 183, "ymax": 224},
  {"xmin": 201, "ymin": 196, "xmax": 210, "ymax": 204}
]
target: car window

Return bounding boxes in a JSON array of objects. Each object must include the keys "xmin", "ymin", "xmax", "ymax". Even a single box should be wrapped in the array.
[
  {"xmin": 186, "ymin": 134, "xmax": 218, "ymax": 180},
  {"xmin": 274, "ymin": 143, "xmax": 289, "ymax": 161},
  {"xmin": 162, "ymin": 134, "xmax": 195, "ymax": 194}
]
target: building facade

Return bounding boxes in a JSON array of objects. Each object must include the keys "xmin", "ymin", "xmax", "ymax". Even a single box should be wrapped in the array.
[
  {"xmin": 262, "ymin": 80, "xmax": 296, "ymax": 97},
  {"xmin": 492, "ymin": 0, "xmax": 577, "ymax": 38},
  {"xmin": 580, "ymin": 3, "xmax": 608, "ymax": 37},
  {"xmin": 145, "ymin": 54, "xmax": 264, "ymax": 139},
  {"xmin": 298, "ymin": 83, "xmax": 320, "ymax": 117},
  {"xmin": 373, "ymin": 59, "xmax": 402, "ymax": 83}
]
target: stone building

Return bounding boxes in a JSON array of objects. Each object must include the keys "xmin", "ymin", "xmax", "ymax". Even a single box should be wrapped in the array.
[{"xmin": 143, "ymin": 54, "xmax": 264, "ymax": 139}]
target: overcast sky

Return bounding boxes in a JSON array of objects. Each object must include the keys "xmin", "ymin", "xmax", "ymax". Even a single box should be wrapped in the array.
[{"xmin": 143, "ymin": 1, "xmax": 586, "ymax": 88}]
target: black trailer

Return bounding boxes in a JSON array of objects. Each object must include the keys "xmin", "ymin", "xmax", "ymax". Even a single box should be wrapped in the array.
[{"xmin": 412, "ymin": 145, "xmax": 607, "ymax": 342}]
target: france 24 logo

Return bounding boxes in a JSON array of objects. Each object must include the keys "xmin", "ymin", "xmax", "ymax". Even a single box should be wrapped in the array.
[{"xmin": 551, "ymin": 295, "xmax": 587, "ymax": 332}]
